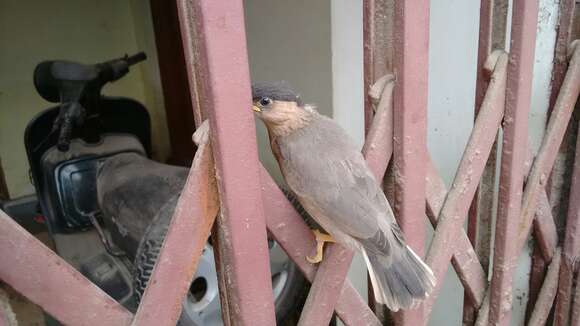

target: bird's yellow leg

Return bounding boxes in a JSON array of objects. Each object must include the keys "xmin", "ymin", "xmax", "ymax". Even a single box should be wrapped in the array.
[{"xmin": 306, "ymin": 229, "xmax": 336, "ymax": 264}]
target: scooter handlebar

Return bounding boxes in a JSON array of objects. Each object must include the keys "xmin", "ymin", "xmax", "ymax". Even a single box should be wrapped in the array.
[{"xmin": 125, "ymin": 52, "xmax": 147, "ymax": 66}]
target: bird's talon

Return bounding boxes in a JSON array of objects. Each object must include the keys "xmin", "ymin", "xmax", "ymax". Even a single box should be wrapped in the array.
[
  {"xmin": 306, "ymin": 229, "xmax": 335, "ymax": 264},
  {"xmin": 306, "ymin": 254, "xmax": 322, "ymax": 264}
]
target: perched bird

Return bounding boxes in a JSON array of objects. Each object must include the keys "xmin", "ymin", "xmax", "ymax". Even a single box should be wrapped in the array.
[{"xmin": 252, "ymin": 81, "xmax": 435, "ymax": 311}]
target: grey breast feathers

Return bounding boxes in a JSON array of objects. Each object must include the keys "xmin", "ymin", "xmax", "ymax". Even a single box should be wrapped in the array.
[{"xmin": 276, "ymin": 114, "xmax": 393, "ymax": 239}]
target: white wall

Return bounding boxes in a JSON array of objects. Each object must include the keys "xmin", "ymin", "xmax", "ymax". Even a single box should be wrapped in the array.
[{"xmin": 245, "ymin": 0, "xmax": 333, "ymax": 183}]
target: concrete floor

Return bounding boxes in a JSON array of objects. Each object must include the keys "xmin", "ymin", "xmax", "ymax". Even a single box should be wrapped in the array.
[{"xmin": 1, "ymin": 232, "xmax": 52, "ymax": 326}]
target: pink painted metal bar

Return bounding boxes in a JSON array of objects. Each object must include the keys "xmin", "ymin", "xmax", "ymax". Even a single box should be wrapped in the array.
[
  {"xmin": 131, "ymin": 124, "xmax": 218, "ymax": 325},
  {"xmin": 175, "ymin": 0, "xmax": 202, "ymax": 126},
  {"xmin": 297, "ymin": 79, "xmax": 394, "ymax": 326},
  {"xmin": 189, "ymin": 0, "xmax": 276, "ymax": 324},
  {"xmin": 424, "ymin": 51, "xmax": 508, "ymax": 317},
  {"xmin": 0, "ymin": 209, "xmax": 133, "ymax": 326},
  {"xmin": 363, "ymin": 0, "xmax": 393, "ymax": 135},
  {"xmin": 363, "ymin": 1, "xmax": 394, "ymax": 313},
  {"xmin": 478, "ymin": 41, "xmax": 580, "ymax": 323},
  {"xmin": 527, "ymin": 248, "xmax": 561, "ymax": 326},
  {"xmin": 548, "ymin": 0, "xmax": 577, "ymax": 111},
  {"xmin": 572, "ymin": 274, "xmax": 580, "ymax": 326},
  {"xmin": 392, "ymin": 1, "xmax": 430, "ymax": 324},
  {"xmin": 362, "ymin": 75, "xmax": 395, "ymax": 183},
  {"xmin": 260, "ymin": 168, "xmax": 381, "ymax": 326},
  {"xmin": 489, "ymin": 1, "xmax": 539, "ymax": 324},
  {"xmin": 424, "ymin": 156, "xmax": 487, "ymax": 307},
  {"xmin": 519, "ymin": 148, "xmax": 558, "ymax": 261},
  {"xmin": 465, "ymin": 0, "xmax": 508, "ymax": 322},
  {"xmin": 555, "ymin": 114, "xmax": 580, "ymax": 325},
  {"xmin": 517, "ymin": 41, "xmax": 580, "ymax": 266},
  {"xmin": 297, "ymin": 245, "xmax": 353, "ymax": 326}
]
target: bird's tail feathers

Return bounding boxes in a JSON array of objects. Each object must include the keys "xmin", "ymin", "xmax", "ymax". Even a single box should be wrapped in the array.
[{"xmin": 363, "ymin": 245, "xmax": 435, "ymax": 312}]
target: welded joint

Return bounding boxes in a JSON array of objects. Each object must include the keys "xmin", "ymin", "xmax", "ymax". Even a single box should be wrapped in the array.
[
  {"xmin": 484, "ymin": 50, "xmax": 508, "ymax": 77},
  {"xmin": 193, "ymin": 119, "xmax": 210, "ymax": 145},
  {"xmin": 567, "ymin": 39, "xmax": 580, "ymax": 60},
  {"xmin": 368, "ymin": 74, "xmax": 395, "ymax": 107}
]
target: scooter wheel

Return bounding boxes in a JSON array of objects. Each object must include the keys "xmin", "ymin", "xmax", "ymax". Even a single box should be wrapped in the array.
[{"xmin": 133, "ymin": 190, "xmax": 311, "ymax": 325}]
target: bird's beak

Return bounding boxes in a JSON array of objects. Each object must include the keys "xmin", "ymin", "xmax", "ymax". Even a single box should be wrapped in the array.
[{"xmin": 252, "ymin": 105, "xmax": 262, "ymax": 113}]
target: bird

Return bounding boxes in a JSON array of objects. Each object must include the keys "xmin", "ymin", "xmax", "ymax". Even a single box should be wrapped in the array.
[{"xmin": 251, "ymin": 81, "xmax": 435, "ymax": 311}]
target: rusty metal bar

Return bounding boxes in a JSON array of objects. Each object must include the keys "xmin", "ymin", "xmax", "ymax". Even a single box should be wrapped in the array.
[
  {"xmin": 363, "ymin": 75, "xmax": 395, "ymax": 184},
  {"xmin": 297, "ymin": 79, "xmax": 395, "ymax": 326},
  {"xmin": 187, "ymin": 0, "xmax": 277, "ymax": 324},
  {"xmin": 424, "ymin": 51, "xmax": 508, "ymax": 316},
  {"xmin": 297, "ymin": 245, "xmax": 353, "ymax": 326},
  {"xmin": 549, "ymin": 0, "xmax": 577, "ymax": 112},
  {"xmin": 131, "ymin": 123, "xmax": 218, "ymax": 325},
  {"xmin": 555, "ymin": 113, "xmax": 580, "ymax": 325},
  {"xmin": 527, "ymin": 248, "xmax": 562, "ymax": 326},
  {"xmin": 424, "ymin": 156, "xmax": 488, "ymax": 307},
  {"xmin": 517, "ymin": 41, "xmax": 580, "ymax": 269},
  {"xmin": 489, "ymin": 1, "xmax": 539, "ymax": 324},
  {"xmin": 392, "ymin": 1, "xmax": 430, "ymax": 324},
  {"xmin": 175, "ymin": 0, "xmax": 203, "ymax": 126},
  {"xmin": 363, "ymin": 0, "xmax": 393, "ymax": 135},
  {"xmin": 0, "ymin": 209, "xmax": 133, "ymax": 326},
  {"xmin": 465, "ymin": 1, "xmax": 508, "ymax": 323},
  {"xmin": 363, "ymin": 0, "xmax": 394, "ymax": 315},
  {"xmin": 475, "ymin": 41, "xmax": 580, "ymax": 318},
  {"xmin": 260, "ymin": 169, "xmax": 381, "ymax": 326},
  {"xmin": 572, "ymin": 274, "xmax": 580, "ymax": 326},
  {"xmin": 518, "ymin": 148, "xmax": 558, "ymax": 262}
]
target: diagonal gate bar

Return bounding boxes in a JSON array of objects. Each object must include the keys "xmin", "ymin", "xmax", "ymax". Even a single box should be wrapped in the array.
[
  {"xmin": 0, "ymin": 210, "xmax": 133, "ymax": 326},
  {"xmin": 423, "ymin": 51, "xmax": 508, "ymax": 316},
  {"xmin": 131, "ymin": 124, "xmax": 218, "ymax": 325},
  {"xmin": 296, "ymin": 77, "xmax": 395, "ymax": 326}
]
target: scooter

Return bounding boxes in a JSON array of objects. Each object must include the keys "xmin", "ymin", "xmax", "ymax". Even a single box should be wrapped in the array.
[{"xmin": 10, "ymin": 53, "xmax": 306, "ymax": 325}]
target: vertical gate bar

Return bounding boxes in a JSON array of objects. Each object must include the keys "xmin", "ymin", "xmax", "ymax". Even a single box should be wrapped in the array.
[
  {"xmin": 363, "ymin": 0, "xmax": 376, "ymax": 134},
  {"xmin": 0, "ymin": 210, "xmax": 133, "ymax": 326},
  {"xmin": 424, "ymin": 52, "xmax": 508, "ymax": 317},
  {"xmin": 259, "ymin": 168, "xmax": 382, "ymax": 326},
  {"xmin": 297, "ymin": 81, "xmax": 394, "ymax": 326},
  {"xmin": 555, "ymin": 116, "xmax": 580, "ymax": 325},
  {"xmin": 527, "ymin": 248, "xmax": 562, "ymax": 326},
  {"xmin": 131, "ymin": 127, "xmax": 218, "ymax": 326},
  {"xmin": 188, "ymin": 0, "xmax": 277, "ymax": 324},
  {"xmin": 175, "ymin": 0, "xmax": 203, "ymax": 126},
  {"xmin": 489, "ymin": 1, "xmax": 539, "ymax": 325},
  {"xmin": 572, "ymin": 273, "xmax": 580, "ymax": 326},
  {"xmin": 392, "ymin": 1, "xmax": 430, "ymax": 324},
  {"xmin": 464, "ymin": 1, "xmax": 508, "ymax": 323},
  {"xmin": 525, "ymin": 248, "xmax": 548, "ymax": 324},
  {"xmin": 548, "ymin": 0, "xmax": 577, "ymax": 112},
  {"xmin": 363, "ymin": 0, "xmax": 394, "ymax": 316},
  {"xmin": 190, "ymin": 0, "xmax": 275, "ymax": 325}
]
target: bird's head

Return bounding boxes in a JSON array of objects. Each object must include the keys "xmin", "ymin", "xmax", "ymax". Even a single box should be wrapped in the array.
[{"xmin": 251, "ymin": 81, "xmax": 311, "ymax": 133}]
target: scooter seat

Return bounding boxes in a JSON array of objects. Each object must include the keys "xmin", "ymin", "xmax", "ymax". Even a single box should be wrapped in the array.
[{"xmin": 97, "ymin": 152, "xmax": 188, "ymax": 257}]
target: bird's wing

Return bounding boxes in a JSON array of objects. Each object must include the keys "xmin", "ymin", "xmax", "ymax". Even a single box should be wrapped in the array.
[{"xmin": 279, "ymin": 117, "xmax": 395, "ymax": 240}]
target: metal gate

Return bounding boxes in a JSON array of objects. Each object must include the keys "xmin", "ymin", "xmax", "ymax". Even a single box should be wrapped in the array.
[{"xmin": 0, "ymin": 0, "xmax": 579, "ymax": 325}]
